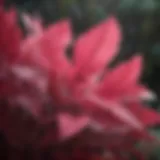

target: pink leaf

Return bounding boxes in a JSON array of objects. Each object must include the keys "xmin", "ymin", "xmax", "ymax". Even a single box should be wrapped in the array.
[
  {"xmin": 38, "ymin": 20, "xmax": 72, "ymax": 71},
  {"xmin": 74, "ymin": 17, "xmax": 121, "ymax": 77},
  {"xmin": 21, "ymin": 20, "xmax": 72, "ymax": 72},
  {"xmin": 0, "ymin": 8, "xmax": 22, "ymax": 63},
  {"xmin": 86, "ymin": 94, "xmax": 143, "ymax": 130},
  {"xmin": 58, "ymin": 113, "xmax": 89, "ymax": 140},
  {"xmin": 128, "ymin": 103, "xmax": 160, "ymax": 127},
  {"xmin": 101, "ymin": 55, "xmax": 142, "ymax": 88},
  {"xmin": 97, "ymin": 56, "xmax": 142, "ymax": 99}
]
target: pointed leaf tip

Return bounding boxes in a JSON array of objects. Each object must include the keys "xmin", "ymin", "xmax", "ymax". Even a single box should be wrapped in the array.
[
  {"xmin": 74, "ymin": 16, "xmax": 121, "ymax": 77},
  {"xmin": 128, "ymin": 55, "xmax": 143, "ymax": 77},
  {"xmin": 47, "ymin": 19, "xmax": 71, "ymax": 33},
  {"xmin": 58, "ymin": 114, "xmax": 89, "ymax": 140},
  {"xmin": 130, "ymin": 55, "xmax": 142, "ymax": 66},
  {"xmin": 45, "ymin": 19, "xmax": 72, "ymax": 47},
  {"xmin": 105, "ymin": 16, "xmax": 120, "ymax": 28}
]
